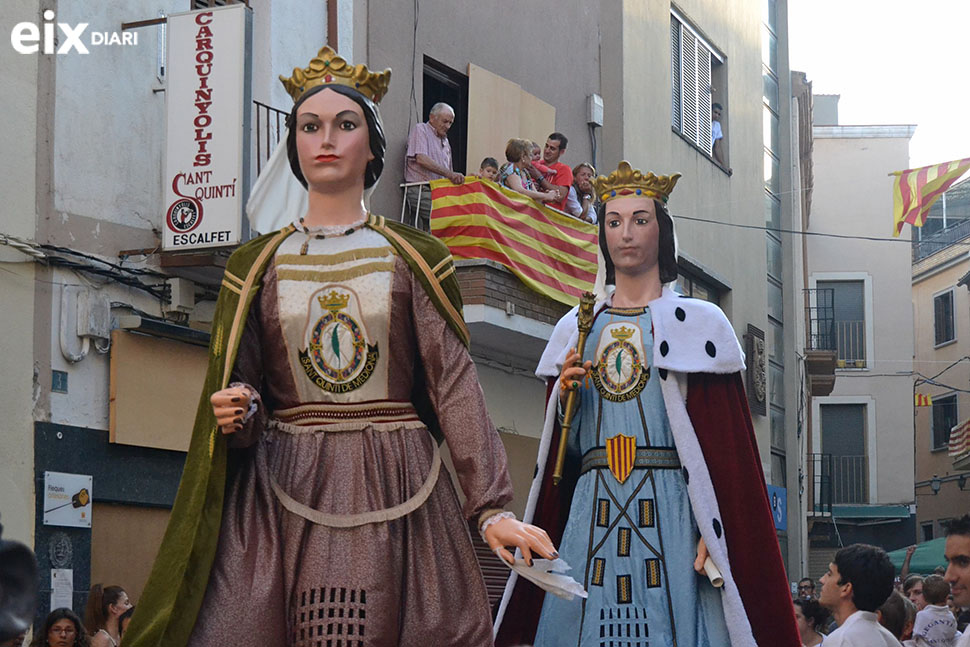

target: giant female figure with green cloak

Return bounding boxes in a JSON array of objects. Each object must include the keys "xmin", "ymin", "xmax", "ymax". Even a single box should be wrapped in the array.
[{"xmin": 123, "ymin": 46, "xmax": 554, "ymax": 647}]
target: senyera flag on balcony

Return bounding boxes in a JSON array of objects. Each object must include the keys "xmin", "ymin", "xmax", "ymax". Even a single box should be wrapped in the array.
[
  {"xmin": 890, "ymin": 157, "xmax": 970, "ymax": 237},
  {"xmin": 429, "ymin": 178, "xmax": 598, "ymax": 306},
  {"xmin": 949, "ymin": 417, "xmax": 970, "ymax": 457}
]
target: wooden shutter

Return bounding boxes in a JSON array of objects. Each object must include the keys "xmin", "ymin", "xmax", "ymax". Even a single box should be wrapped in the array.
[{"xmin": 696, "ymin": 40, "xmax": 713, "ymax": 153}]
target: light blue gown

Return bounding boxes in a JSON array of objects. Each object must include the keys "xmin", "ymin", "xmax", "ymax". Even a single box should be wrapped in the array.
[{"xmin": 534, "ymin": 307, "xmax": 730, "ymax": 647}]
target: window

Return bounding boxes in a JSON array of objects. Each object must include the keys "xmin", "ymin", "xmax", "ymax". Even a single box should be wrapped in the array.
[
  {"xmin": 820, "ymin": 403, "xmax": 868, "ymax": 504},
  {"xmin": 670, "ymin": 11, "xmax": 724, "ymax": 156},
  {"xmin": 934, "ymin": 290, "xmax": 955, "ymax": 346},
  {"xmin": 932, "ymin": 394, "xmax": 958, "ymax": 450},
  {"xmin": 922, "ymin": 522, "xmax": 934, "ymax": 542},
  {"xmin": 816, "ymin": 280, "xmax": 866, "ymax": 368},
  {"xmin": 675, "ymin": 271, "xmax": 720, "ymax": 305}
]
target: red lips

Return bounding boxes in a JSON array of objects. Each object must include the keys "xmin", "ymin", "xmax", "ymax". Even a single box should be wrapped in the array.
[{"xmin": 315, "ymin": 154, "xmax": 339, "ymax": 163}]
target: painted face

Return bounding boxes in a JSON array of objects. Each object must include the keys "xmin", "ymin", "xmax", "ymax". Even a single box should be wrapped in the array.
[
  {"xmin": 575, "ymin": 166, "xmax": 594, "ymax": 190},
  {"xmin": 819, "ymin": 562, "xmax": 848, "ymax": 610},
  {"xmin": 428, "ymin": 109, "xmax": 454, "ymax": 138},
  {"xmin": 479, "ymin": 165, "xmax": 498, "ymax": 181},
  {"xmin": 295, "ymin": 88, "xmax": 373, "ymax": 192},
  {"xmin": 48, "ymin": 619, "xmax": 77, "ymax": 647},
  {"xmin": 793, "ymin": 603, "xmax": 813, "ymax": 635},
  {"xmin": 604, "ymin": 197, "xmax": 659, "ymax": 277},
  {"xmin": 543, "ymin": 138, "xmax": 562, "ymax": 164},
  {"xmin": 908, "ymin": 581, "xmax": 926, "ymax": 610},
  {"xmin": 945, "ymin": 534, "xmax": 970, "ymax": 607}
]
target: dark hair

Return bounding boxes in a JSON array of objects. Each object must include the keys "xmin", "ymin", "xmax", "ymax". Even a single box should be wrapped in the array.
[
  {"xmin": 480, "ymin": 157, "xmax": 498, "ymax": 170},
  {"xmin": 31, "ymin": 608, "xmax": 90, "ymax": 647},
  {"xmin": 83, "ymin": 584, "xmax": 125, "ymax": 633},
  {"xmin": 903, "ymin": 574, "xmax": 924, "ymax": 595},
  {"xmin": 878, "ymin": 591, "xmax": 911, "ymax": 639},
  {"xmin": 285, "ymin": 84, "xmax": 386, "ymax": 190},
  {"xmin": 798, "ymin": 577, "xmax": 815, "ymax": 588},
  {"xmin": 793, "ymin": 598, "xmax": 829, "ymax": 630},
  {"xmin": 834, "ymin": 544, "xmax": 895, "ymax": 612},
  {"xmin": 548, "ymin": 132, "xmax": 568, "ymax": 152},
  {"xmin": 946, "ymin": 514, "xmax": 970, "ymax": 538},
  {"xmin": 712, "ymin": 102, "xmax": 723, "ymax": 111},
  {"xmin": 922, "ymin": 574, "xmax": 950, "ymax": 605},
  {"xmin": 598, "ymin": 199, "xmax": 678, "ymax": 285}
]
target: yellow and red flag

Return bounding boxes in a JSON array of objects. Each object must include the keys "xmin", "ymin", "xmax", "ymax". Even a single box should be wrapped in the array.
[
  {"xmin": 891, "ymin": 157, "xmax": 970, "ymax": 237},
  {"xmin": 915, "ymin": 393, "xmax": 933, "ymax": 407},
  {"xmin": 429, "ymin": 178, "xmax": 598, "ymax": 305},
  {"xmin": 949, "ymin": 418, "xmax": 970, "ymax": 457}
]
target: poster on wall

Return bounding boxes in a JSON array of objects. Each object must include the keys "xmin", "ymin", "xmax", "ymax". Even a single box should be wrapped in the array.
[
  {"xmin": 43, "ymin": 472, "xmax": 92, "ymax": 528},
  {"xmin": 162, "ymin": 4, "xmax": 252, "ymax": 251}
]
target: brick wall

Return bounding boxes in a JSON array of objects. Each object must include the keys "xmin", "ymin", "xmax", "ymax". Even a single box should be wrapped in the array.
[{"xmin": 456, "ymin": 261, "xmax": 571, "ymax": 325}]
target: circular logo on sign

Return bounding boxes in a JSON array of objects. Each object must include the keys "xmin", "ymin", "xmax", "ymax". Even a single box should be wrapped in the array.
[
  {"xmin": 592, "ymin": 325, "xmax": 649, "ymax": 402},
  {"xmin": 166, "ymin": 198, "xmax": 202, "ymax": 233}
]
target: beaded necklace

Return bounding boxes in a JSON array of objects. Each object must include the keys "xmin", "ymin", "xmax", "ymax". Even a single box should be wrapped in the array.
[{"xmin": 297, "ymin": 213, "xmax": 369, "ymax": 255}]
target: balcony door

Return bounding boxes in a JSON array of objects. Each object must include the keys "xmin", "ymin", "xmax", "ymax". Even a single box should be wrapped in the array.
[
  {"xmin": 820, "ymin": 403, "xmax": 868, "ymax": 504},
  {"xmin": 816, "ymin": 280, "xmax": 866, "ymax": 368}
]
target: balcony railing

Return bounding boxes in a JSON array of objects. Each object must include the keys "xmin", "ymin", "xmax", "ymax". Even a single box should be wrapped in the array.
[
  {"xmin": 834, "ymin": 321, "xmax": 866, "ymax": 369},
  {"xmin": 808, "ymin": 453, "xmax": 869, "ymax": 513},
  {"xmin": 912, "ymin": 218, "xmax": 970, "ymax": 262},
  {"xmin": 805, "ymin": 288, "xmax": 835, "ymax": 351},
  {"xmin": 254, "ymin": 100, "xmax": 288, "ymax": 177}
]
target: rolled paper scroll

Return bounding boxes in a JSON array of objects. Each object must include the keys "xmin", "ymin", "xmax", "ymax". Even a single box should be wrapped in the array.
[{"xmin": 703, "ymin": 556, "xmax": 724, "ymax": 588}]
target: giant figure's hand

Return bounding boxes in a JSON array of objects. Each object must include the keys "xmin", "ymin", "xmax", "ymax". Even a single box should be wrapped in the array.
[
  {"xmin": 559, "ymin": 348, "xmax": 593, "ymax": 401},
  {"xmin": 484, "ymin": 517, "xmax": 558, "ymax": 567},
  {"xmin": 693, "ymin": 536, "xmax": 709, "ymax": 575},
  {"xmin": 210, "ymin": 386, "xmax": 252, "ymax": 435}
]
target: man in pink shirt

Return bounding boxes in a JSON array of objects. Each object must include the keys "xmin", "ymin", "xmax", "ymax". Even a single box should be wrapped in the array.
[{"xmin": 404, "ymin": 102, "xmax": 463, "ymax": 228}]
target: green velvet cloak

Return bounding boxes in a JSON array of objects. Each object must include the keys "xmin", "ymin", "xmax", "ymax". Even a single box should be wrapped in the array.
[{"xmin": 123, "ymin": 215, "xmax": 468, "ymax": 647}]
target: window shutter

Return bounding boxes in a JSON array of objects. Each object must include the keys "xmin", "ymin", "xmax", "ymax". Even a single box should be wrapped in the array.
[
  {"xmin": 696, "ymin": 40, "xmax": 713, "ymax": 153},
  {"xmin": 680, "ymin": 29, "xmax": 698, "ymax": 145},
  {"xmin": 671, "ymin": 18, "xmax": 682, "ymax": 131}
]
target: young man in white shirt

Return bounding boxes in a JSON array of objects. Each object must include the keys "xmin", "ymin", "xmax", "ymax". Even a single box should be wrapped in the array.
[
  {"xmin": 819, "ymin": 543, "xmax": 902, "ymax": 646},
  {"xmin": 945, "ymin": 515, "xmax": 970, "ymax": 647}
]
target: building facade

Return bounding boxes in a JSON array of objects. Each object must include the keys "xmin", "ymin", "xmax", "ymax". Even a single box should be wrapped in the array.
[
  {"xmin": 803, "ymin": 95, "xmax": 917, "ymax": 576},
  {"xmin": 912, "ymin": 177, "xmax": 970, "ymax": 540}
]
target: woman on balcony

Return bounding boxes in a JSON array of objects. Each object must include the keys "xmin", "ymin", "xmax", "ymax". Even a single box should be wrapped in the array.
[
  {"xmin": 124, "ymin": 46, "xmax": 555, "ymax": 647},
  {"xmin": 500, "ymin": 138, "xmax": 559, "ymax": 204}
]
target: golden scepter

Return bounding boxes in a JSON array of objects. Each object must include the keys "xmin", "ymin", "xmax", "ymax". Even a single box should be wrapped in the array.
[{"xmin": 553, "ymin": 291, "xmax": 597, "ymax": 485}]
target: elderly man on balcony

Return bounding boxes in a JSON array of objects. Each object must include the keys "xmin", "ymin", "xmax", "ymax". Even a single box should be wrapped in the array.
[{"xmin": 404, "ymin": 102, "xmax": 464, "ymax": 229}]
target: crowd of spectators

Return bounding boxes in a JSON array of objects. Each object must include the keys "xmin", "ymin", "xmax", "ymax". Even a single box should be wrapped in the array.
[
  {"xmin": 788, "ymin": 515, "xmax": 970, "ymax": 647},
  {"xmin": 3, "ymin": 585, "xmax": 132, "ymax": 647}
]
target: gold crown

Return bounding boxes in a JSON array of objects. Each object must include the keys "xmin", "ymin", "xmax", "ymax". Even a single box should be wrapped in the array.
[
  {"xmin": 318, "ymin": 290, "xmax": 351, "ymax": 312},
  {"xmin": 610, "ymin": 326, "xmax": 635, "ymax": 341},
  {"xmin": 593, "ymin": 161, "xmax": 682, "ymax": 204},
  {"xmin": 280, "ymin": 46, "xmax": 391, "ymax": 104}
]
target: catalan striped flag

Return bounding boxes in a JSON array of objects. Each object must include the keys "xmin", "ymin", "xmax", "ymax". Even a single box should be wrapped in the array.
[
  {"xmin": 949, "ymin": 418, "xmax": 970, "ymax": 457},
  {"xmin": 915, "ymin": 393, "xmax": 933, "ymax": 407},
  {"xmin": 429, "ymin": 178, "xmax": 598, "ymax": 305},
  {"xmin": 891, "ymin": 157, "xmax": 970, "ymax": 237}
]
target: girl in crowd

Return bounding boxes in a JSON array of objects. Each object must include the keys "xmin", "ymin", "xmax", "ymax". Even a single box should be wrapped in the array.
[
  {"xmin": 83, "ymin": 585, "xmax": 130, "ymax": 647},
  {"xmin": 794, "ymin": 598, "xmax": 830, "ymax": 646}
]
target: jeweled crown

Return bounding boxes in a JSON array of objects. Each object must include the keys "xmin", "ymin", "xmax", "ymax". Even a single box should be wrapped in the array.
[
  {"xmin": 280, "ymin": 46, "xmax": 391, "ymax": 104},
  {"xmin": 593, "ymin": 161, "xmax": 681, "ymax": 204},
  {"xmin": 610, "ymin": 326, "xmax": 635, "ymax": 341},
  {"xmin": 318, "ymin": 290, "xmax": 351, "ymax": 312}
]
